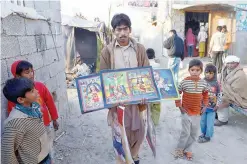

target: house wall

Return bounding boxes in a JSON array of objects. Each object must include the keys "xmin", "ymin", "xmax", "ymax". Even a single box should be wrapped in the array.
[{"xmin": 1, "ymin": 0, "xmax": 68, "ymax": 133}]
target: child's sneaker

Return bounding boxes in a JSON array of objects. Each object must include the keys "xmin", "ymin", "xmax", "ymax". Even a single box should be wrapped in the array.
[{"xmin": 198, "ymin": 136, "xmax": 210, "ymax": 143}]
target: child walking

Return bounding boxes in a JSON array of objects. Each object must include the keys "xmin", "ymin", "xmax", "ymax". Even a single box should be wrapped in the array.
[
  {"xmin": 2, "ymin": 78, "xmax": 51, "ymax": 164},
  {"xmin": 174, "ymin": 59, "xmax": 209, "ymax": 160},
  {"xmin": 8, "ymin": 60, "xmax": 59, "ymax": 157},
  {"xmin": 198, "ymin": 64, "xmax": 220, "ymax": 143}
]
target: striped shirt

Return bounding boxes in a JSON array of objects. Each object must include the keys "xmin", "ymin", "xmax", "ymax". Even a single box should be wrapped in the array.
[
  {"xmin": 2, "ymin": 109, "xmax": 50, "ymax": 164},
  {"xmin": 175, "ymin": 76, "xmax": 209, "ymax": 115}
]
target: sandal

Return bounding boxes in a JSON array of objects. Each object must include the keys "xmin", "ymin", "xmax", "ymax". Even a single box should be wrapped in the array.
[
  {"xmin": 174, "ymin": 149, "xmax": 184, "ymax": 159},
  {"xmin": 184, "ymin": 151, "xmax": 193, "ymax": 161},
  {"xmin": 198, "ymin": 136, "xmax": 210, "ymax": 143}
]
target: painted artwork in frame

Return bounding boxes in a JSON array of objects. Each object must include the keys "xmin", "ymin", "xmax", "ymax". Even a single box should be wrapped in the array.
[
  {"xmin": 76, "ymin": 74, "xmax": 105, "ymax": 114},
  {"xmin": 101, "ymin": 66, "xmax": 160, "ymax": 108},
  {"xmin": 153, "ymin": 69, "xmax": 180, "ymax": 100}
]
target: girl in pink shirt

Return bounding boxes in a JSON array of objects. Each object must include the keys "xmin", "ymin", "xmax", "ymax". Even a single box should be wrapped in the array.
[{"xmin": 186, "ymin": 28, "xmax": 196, "ymax": 57}]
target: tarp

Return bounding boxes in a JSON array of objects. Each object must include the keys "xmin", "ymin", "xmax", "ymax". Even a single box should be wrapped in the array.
[
  {"xmin": 61, "ymin": 15, "xmax": 98, "ymax": 32},
  {"xmin": 1, "ymin": 2, "xmax": 47, "ymax": 20}
]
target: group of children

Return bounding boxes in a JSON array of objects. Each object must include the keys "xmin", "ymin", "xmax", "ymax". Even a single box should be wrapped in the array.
[
  {"xmin": 2, "ymin": 52, "xmax": 220, "ymax": 163},
  {"xmin": 174, "ymin": 59, "xmax": 220, "ymax": 161},
  {"xmin": 146, "ymin": 48, "xmax": 220, "ymax": 161},
  {"xmin": 2, "ymin": 60, "xmax": 59, "ymax": 164}
]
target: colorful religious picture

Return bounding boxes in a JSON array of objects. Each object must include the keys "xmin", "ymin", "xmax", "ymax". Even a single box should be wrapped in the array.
[
  {"xmin": 101, "ymin": 66, "xmax": 160, "ymax": 108},
  {"xmin": 76, "ymin": 74, "xmax": 104, "ymax": 114},
  {"xmin": 153, "ymin": 69, "xmax": 180, "ymax": 100},
  {"xmin": 111, "ymin": 106, "xmax": 134, "ymax": 163}
]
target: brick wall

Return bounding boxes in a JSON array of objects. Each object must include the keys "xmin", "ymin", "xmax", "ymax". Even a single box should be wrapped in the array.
[{"xmin": 1, "ymin": 0, "xmax": 68, "ymax": 133}]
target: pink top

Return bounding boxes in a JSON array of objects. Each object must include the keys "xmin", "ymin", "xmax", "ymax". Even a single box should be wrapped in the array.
[{"xmin": 186, "ymin": 28, "xmax": 196, "ymax": 46}]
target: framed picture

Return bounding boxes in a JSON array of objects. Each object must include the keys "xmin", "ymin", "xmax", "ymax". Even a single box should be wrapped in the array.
[
  {"xmin": 76, "ymin": 74, "xmax": 105, "ymax": 114},
  {"xmin": 101, "ymin": 66, "xmax": 160, "ymax": 108},
  {"xmin": 153, "ymin": 69, "xmax": 180, "ymax": 100}
]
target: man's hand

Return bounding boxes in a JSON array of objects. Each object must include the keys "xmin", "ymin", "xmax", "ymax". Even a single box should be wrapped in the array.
[
  {"xmin": 53, "ymin": 120, "xmax": 59, "ymax": 131},
  {"xmin": 179, "ymin": 107, "xmax": 187, "ymax": 114}
]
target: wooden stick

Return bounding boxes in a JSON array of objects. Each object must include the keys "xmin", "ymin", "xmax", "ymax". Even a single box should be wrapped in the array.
[{"xmin": 54, "ymin": 131, "xmax": 66, "ymax": 142}]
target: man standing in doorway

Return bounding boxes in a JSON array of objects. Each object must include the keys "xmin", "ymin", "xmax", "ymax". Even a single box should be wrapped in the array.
[
  {"xmin": 163, "ymin": 30, "xmax": 184, "ymax": 85},
  {"xmin": 100, "ymin": 13, "xmax": 149, "ymax": 164},
  {"xmin": 209, "ymin": 26, "xmax": 226, "ymax": 73}
]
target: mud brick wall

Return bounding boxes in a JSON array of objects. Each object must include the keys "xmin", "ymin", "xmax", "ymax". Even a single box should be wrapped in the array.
[{"xmin": 1, "ymin": 0, "xmax": 68, "ymax": 133}]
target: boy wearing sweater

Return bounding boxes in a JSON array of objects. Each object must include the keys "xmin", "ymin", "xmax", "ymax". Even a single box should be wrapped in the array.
[
  {"xmin": 2, "ymin": 78, "xmax": 51, "ymax": 164},
  {"xmin": 174, "ymin": 59, "xmax": 209, "ymax": 161},
  {"xmin": 198, "ymin": 64, "xmax": 220, "ymax": 143}
]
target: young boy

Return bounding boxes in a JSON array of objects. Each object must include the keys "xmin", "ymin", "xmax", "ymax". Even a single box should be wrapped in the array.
[
  {"xmin": 2, "ymin": 78, "xmax": 51, "ymax": 164},
  {"xmin": 174, "ymin": 59, "xmax": 209, "ymax": 160},
  {"xmin": 8, "ymin": 60, "xmax": 59, "ymax": 156},
  {"xmin": 146, "ymin": 48, "xmax": 160, "ymax": 68},
  {"xmin": 198, "ymin": 64, "xmax": 220, "ymax": 143}
]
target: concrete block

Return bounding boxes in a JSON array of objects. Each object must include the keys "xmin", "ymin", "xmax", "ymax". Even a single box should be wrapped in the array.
[
  {"xmin": 27, "ymin": 52, "xmax": 44, "ymax": 70},
  {"xmin": 45, "ymin": 35, "xmax": 55, "ymax": 50},
  {"xmin": 49, "ymin": 1, "xmax": 61, "ymax": 10},
  {"xmin": 1, "ymin": 60, "xmax": 9, "ymax": 84},
  {"xmin": 43, "ymin": 49, "xmax": 58, "ymax": 66},
  {"xmin": 6, "ymin": 55, "xmax": 28, "ymax": 77},
  {"xmin": 2, "ymin": 15, "xmax": 26, "ymax": 35},
  {"xmin": 48, "ymin": 60, "xmax": 65, "ymax": 77},
  {"xmin": 25, "ymin": 19, "xmax": 50, "ymax": 35},
  {"xmin": 54, "ymin": 34, "xmax": 64, "ymax": 48},
  {"xmin": 18, "ymin": 36, "xmax": 37, "ymax": 55},
  {"xmin": 34, "ymin": 1, "xmax": 50, "ymax": 11},
  {"xmin": 35, "ymin": 66, "xmax": 51, "ymax": 82},
  {"xmin": 56, "ymin": 71, "xmax": 66, "ymax": 88},
  {"xmin": 57, "ymin": 47, "xmax": 65, "ymax": 61},
  {"xmin": 1, "ymin": 36, "xmax": 21, "ymax": 59},
  {"xmin": 44, "ymin": 76, "xmax": 58, "ymax": 93},
  {"xmin": 35, "ymin": 35, "xmax": 46, "ymax": 52},
  {"xmin": 1, "ymin": 85, "xmax": 8, "ymax": 131},
  {"xmin": 24, "ymin": 0, "xmax": 35, "ymax": 8},
  {"xmin": 49, "ymin": 22, "xmax": 61, "ymax": 35}
]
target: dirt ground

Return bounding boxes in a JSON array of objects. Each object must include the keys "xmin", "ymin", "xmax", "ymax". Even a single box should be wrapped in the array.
[{"xmin": 54, "ymin": 57, "xmax": 247, "ymax": 164}]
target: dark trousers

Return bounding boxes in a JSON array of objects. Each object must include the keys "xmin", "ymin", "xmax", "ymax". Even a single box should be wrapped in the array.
[{"xmin": 212, "ymin": 51, "xmax": 224, "ymax": 73}]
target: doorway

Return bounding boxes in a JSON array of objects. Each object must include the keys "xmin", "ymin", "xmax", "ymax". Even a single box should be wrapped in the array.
[{"xmin": 184, "ymin": 12, "xmax": 209, "ymax": 57}]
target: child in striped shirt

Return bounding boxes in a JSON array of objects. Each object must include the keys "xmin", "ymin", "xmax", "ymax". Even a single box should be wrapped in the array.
[
  {"xmin": 174, "ymin": 59, "xmax": 209, "ymax": 161},
  {"xmin": 2, "ymin": 78, "xmax": 51, "ymax": 164}
]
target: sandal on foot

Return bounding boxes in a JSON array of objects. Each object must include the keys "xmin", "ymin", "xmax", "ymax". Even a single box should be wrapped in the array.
[
  {"xmin": 184, "ymin": 152, "xmax": 193, "ymax": 161},
  {"xmin": 198, "ymin": 136, "xmax": 210, "ymax": 143},
  {"xmin": 174, "ymin": 149, "xmax": 184, "ymax": 159}
]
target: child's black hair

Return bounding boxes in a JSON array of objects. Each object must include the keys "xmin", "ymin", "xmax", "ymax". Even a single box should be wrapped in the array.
[
  {"xmin": 205, "ymin": 64, "xmax": 217, "ymax": 74},
  {"xmin": 3, "ymin": 78, "xmax": 34, "ymax": 104},
  {"xmin": 189, "ymin": 59, "xmax": 203, "ymax": 71},
  {"xmin": 111, "ymin": 13, "xmax": 131, "ymax": 30},
  {"xmin": 16, "ymin": 61, "xmax": 33, "ymax": 76},
  {"xmin": 146, "ymin": 48, "xmax": 155, "ymax": 59}
]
